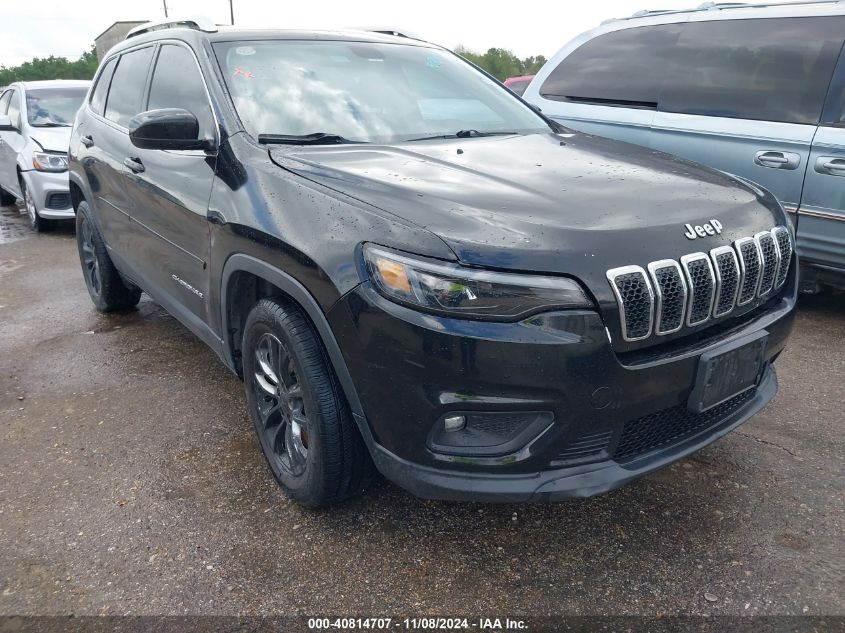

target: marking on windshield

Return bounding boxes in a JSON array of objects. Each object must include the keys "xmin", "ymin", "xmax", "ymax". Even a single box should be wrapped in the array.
[{"xmin": 234, "ymin": 67, "xmax": 254, "ymax": 79}]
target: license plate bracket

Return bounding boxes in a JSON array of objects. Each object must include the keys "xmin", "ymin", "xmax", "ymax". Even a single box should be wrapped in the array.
[{"xmin": 688, "ymin": 331, "xmax": 768, "ymax": 414}]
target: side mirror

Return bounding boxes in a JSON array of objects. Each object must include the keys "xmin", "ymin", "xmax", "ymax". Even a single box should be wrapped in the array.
[
  {"xmin": 0, "ymin": 114, "xmax": 17, "ymax": 132},
  {"xmin": 128, "ymin": 108, "xmax": 213, "ymax": 151}
]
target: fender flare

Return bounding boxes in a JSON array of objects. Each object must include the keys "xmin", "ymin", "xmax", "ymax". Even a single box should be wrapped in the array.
[{"xmin": 220, "ymin": 253, "xmax": 365, "ymax": 418}]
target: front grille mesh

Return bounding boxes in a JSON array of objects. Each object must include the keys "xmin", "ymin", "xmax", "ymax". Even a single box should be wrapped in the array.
[
  {"xmin": 610, "ymin": 270, "xmax": 652, "ymax": 340},
  {"xmin": 614, "ymin": 388, "xmax": 757, "ymax": 462},
  {"xmin": 607, "ymin": 226, "xmax": 791, "ymax": 342},
  {"xmin": 738, "ymin": 240, "xmax": 761, "ymax": 304},
  {"xmin": 757, "ymin": 233, "xmax": 778, "ymax": 296},
  {"xmin": 652, "ymin": 264, "xmax": 685, "ymax": 333},
  {"xmin": 712, "ymin": 250, "xmax": 739, "ymax": 317},
  {"xmin": 773, "ymin": 227, "xmax": 792, "ymax": 289},
  {"xmin": 685, "ymin": 257, "xmax": 715, "ymax": 325}
]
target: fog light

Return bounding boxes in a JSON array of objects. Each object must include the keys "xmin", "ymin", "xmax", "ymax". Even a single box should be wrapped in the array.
[{"xmin": 443, "ymin": 415, "xmax": 466, "ymax": 432}]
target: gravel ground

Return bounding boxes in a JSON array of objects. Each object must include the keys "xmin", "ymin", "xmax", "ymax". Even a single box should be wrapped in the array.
[{"xmin": 0, "ymin": 203, "xmax": 842, "ymax": 619}]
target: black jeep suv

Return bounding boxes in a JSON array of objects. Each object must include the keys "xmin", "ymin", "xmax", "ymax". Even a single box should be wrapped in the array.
[{"xmin": 69, "ymin": 20, "xmax": 797, "ymax": 506}]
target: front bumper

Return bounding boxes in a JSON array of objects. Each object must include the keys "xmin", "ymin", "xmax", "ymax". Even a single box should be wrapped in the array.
[
  {"xmin": 328, "ymin": 279, "xmax": 796, "ymax": 502},
  {"xmin": 21, "ymin": 170, "xmax": 74, "ymax": 219}
]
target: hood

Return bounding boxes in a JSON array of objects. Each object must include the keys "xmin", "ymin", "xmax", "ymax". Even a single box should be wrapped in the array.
[
  {"xmin": 27, "ymin": 126, "xmax": 71, "ymax": 153},
  {"xmin": 271, "ymin": 133, "xmax": 782, "ymax": 276}
]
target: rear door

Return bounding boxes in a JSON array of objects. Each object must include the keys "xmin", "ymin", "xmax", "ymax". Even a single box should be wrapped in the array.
[
  {"xmin": 649, "ymin": 16, "xmax": 845, "ymax": 220},
  {"xmin": 799, "ymin": 49, "xmax": 845, "ymax": 272},
  {"xmin": 82, "ymin": 46, "xmax": 155, "ymax": 256},
  {"xmin": 119, "ymin": 42, "xmax": 218, "ymax": 326}
]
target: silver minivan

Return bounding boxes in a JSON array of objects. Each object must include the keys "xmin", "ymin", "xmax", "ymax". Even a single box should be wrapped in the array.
[{"xmin": 525, "ymin": 1, "xmax": 845, "ymax": 291}]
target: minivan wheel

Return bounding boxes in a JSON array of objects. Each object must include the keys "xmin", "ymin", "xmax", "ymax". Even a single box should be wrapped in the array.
[
  {"xmin": 242, "ymin": 298, "xmax": 372, "ymax": 507},
  {"xmin": 75, "ymin": 201, "xmax": 142, "ymax": 312},
  {"xmin": 21, "ymin": 179, "xmax": 52, "ymax": 232}
]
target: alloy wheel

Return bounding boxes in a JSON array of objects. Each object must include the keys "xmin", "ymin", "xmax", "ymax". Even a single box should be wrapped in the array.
[
  {"xmin": 251, "ymin": 332, "xmax": 310, "ymax": 477},
  {"xmin": 79, "ymin": 218, "xmax": 102, "ymax": 296},
  {"xmin": 23, "ymin": 183, "xmax": 37, "ymax": 228}
]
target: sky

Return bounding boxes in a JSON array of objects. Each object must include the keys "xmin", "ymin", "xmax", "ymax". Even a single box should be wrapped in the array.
[{"xmin": 0, "ymin": 0, "xmax": 797, "ymax": 66}]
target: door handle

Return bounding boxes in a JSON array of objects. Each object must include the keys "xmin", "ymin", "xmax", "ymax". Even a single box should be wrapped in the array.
[
  {"xmin": 754, "ymin": 151, "xmax": 800, "ymax": 170},
  {"xmin": 80, "ymin": 134, "xmax": 94, "ymax": 148},
  {"xmin": 123, "ymin": 156, "xmax": 145, "ymax": 173},
  {"xmin": 815, "ymin": 156, "xmax": 845, "ymax": 176}
]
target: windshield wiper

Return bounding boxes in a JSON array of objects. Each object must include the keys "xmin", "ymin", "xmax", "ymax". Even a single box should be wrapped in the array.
[
  {"xmin": 405, "ymin": 130, "xmax": 521, "ymax": 142},
  {"xmin": 257, "ymin": 132, "xmax": 365, "ymax": 145},
  {"xmin": 31, "ymin": 122, "xmax": 71, "ymax": 128}
]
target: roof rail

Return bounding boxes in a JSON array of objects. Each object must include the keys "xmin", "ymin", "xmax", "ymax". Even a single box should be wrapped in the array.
[
  {"xmin": 621, "ymin": 0, "xmax": 844, "ymax": 20},
  {"xmin": 126, "ymin": 16, "xmax": 218, "ymax": 39}
]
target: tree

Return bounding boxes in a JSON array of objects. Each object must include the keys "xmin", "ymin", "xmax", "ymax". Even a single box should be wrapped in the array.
[
  {"xmin": 455, "ymin": 46, "xmax": 547, "ymax": 81},
  {"xmin": 0, "ymin": 47, "xmax": 99, "ymax": 86}
]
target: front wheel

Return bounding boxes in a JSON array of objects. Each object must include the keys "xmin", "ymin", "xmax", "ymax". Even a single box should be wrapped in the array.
[
  {"xmin": 76, "ymin": 201, "xmax": 141, "ymax": 312},
  {"xmin": 242, "ymin": 298, "xmax": 372, "ymax": 507},
  {"xmin": 21, "ymin": 178, "xmax": 52, "ymax": 232}
]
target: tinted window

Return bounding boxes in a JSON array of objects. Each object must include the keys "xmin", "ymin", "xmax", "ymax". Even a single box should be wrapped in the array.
[
  {"xmin": 661, "ymin": 17, "xmax": 845, "ymax": 125},
  {"xmin": 147, "ymin": 45, "xmax": 213, "ymax": 135},
  {"xmin": 105, "ymin": 46, "xmax": 154, "ymax": 127},
  {"xmin": 7, "ymin": 90, "xmax": 21, "ymax": 126},
  {"xmin": 0, "ymin": 90, "xmax": 11, "ymax": 115},
  {"xmin": 90, "ymin": 58, "xmax": 117, "ymax": 116},
  {"xmin": 506, "ymin": 79, "xmax": 531, "ymax": 96},
  {"xmin": 26, "ymin": 87, "xmax": 88, "ymax": 126},
  {"xmin": 539, "ymin": 24, "xmax": 681, "ymax": 108}
]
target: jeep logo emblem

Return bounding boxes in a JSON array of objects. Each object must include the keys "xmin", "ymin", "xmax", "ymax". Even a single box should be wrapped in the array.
[{"xmin": 684, "ymin": 219, "xmax": 723, "ymax": 240}]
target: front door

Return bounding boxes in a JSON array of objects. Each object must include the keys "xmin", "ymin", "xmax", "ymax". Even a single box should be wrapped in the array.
[{"xmin": 120, "ymin": 42, "xmax": 218, "ymax": 327}]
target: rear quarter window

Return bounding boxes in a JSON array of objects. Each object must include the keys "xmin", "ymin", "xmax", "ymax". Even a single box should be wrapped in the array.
[
  {"xmin": 90, "ymin": 57, "xmax": 117, "ymax": 116},
  {"xmin": 542, "ymin": 16, "xmax": 845, "ymax": 125},
  {"xmin": 661, "ymin": 17, "xmax": 845, "ymax": 125}
]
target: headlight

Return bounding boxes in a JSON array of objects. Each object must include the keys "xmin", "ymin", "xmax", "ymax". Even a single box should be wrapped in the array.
[
  {"xmin": 364, "ymin": 245, "xmax": 592, "ymax": 321},
  {"xmin": 32, "ymin": 152, "xmax": 68, "ymax": 172}
]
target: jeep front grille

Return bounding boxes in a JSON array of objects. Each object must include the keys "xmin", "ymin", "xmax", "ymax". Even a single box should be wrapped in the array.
[{"xmin": 607, "ymin": 226, "xmax": 792, "ymax": 342}]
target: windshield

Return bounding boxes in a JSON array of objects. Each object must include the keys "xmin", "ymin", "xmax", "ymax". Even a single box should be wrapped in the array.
[
  {"xmin": 213, "ymin": 40, "xmax": 551, "ymax": 143},
  {"xmin": 25, "ymin": 87, "xmax": 88, "ymax": 126}
]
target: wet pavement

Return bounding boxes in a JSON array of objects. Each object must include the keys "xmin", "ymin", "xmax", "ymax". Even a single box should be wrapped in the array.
[{"xmin": 0, "ymin": 203, "xmax": 843, "ymax": 617}]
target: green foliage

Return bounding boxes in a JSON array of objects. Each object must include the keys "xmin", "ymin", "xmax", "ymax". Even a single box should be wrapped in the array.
[
  {"xmin": 0, "ymin": 47, "xmax": 99, "ymax": 86},
  {"xmin": 455, "ymin": 46, "xmax": 547, "ymax": 81}
]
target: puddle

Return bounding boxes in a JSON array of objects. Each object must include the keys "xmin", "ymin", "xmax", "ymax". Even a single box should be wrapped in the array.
[{"xmin": 0, "ymin": 203, "xmax": 30, "ymax": 245}]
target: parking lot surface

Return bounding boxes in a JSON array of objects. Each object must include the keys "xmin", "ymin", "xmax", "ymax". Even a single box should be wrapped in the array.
[{"xmin": 0, "ymin": 203, "xmax": 843, "ymax": 617}]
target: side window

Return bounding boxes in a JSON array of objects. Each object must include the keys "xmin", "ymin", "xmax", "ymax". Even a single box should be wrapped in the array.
[
  {"xmin": 538, "ymin": 24, "xmax": 681, "ymax": 108},
  {"xmin": 7, "ymin": 89, "xmax": 21, "ymax": 126},
  {"xmin": 90, "ymin": 57, "xmax": 117, "ymax": 116},
  {"xmin": 105, "ymin": 46, "xmax": 155, "ymax": 127},
  {"xmin": 147, "ymin": 44, "xmax": 214, "ymax": 136},
  {"xmin": 0, "ymin": 90, "xmax": 11, "ymax": 115},
  {"xmin": 661, "ymin": 17, "xmax": 845, "ymax": 125}
]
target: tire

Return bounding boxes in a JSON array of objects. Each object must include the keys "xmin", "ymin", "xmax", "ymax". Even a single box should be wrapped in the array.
[
  {"xmin": 21, "ymin": 178, "xmax": 53, "ymax": 232},
  {"xmin": 76, "ymin": 201, "xmax": 142, "ymax": 312},
  {"xmin": 242, "ymin": 297, "xmax": 373, "ymax": 507},
  {"xmin": 0, "ymin": 186, "xmax": 15, "ymax": 206}
]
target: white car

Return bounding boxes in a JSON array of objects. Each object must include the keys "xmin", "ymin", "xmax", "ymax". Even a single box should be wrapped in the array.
[{"xmin": 0, "ymin": 80, "xmax": 91, "ymax": 231}]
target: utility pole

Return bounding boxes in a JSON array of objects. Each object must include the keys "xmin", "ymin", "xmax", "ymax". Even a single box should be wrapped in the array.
[
  {"xmin": 162, "ymin": 0, "xmax": 169, "ymax": 17},
  {"xmin": 229, "ymin": 0, "xmax": 235, "ymax": 25}
]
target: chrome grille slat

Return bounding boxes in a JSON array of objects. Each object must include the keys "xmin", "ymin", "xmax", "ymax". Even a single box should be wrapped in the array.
[
  {"xmin": 606, "ymin": 225, "xmax": 792, "ymax": 342},
  {"xmin": 647, "ymin": 260, "xmax": 687, "ymax": 335},
  {"xmin": 606, "ymin": 266, "xmax": 654, "ymax": 342},
  {"xmin": 755, "ymin": 231, "xmax": 779, "ymax": 297},
  {"xmin": 710, "ymin": 246, "xmax": 740, "ymax": 318},
  {"xmin": 772, "ymin": 226, "xmax": 792, "ymax": 289},
  {"xmin": 735, "ymin": 237, "xmax": 762, "ymax": 306},
  {"xmin": 680, "ymin": 253, "xmax": 716, "ymax": 327}
]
